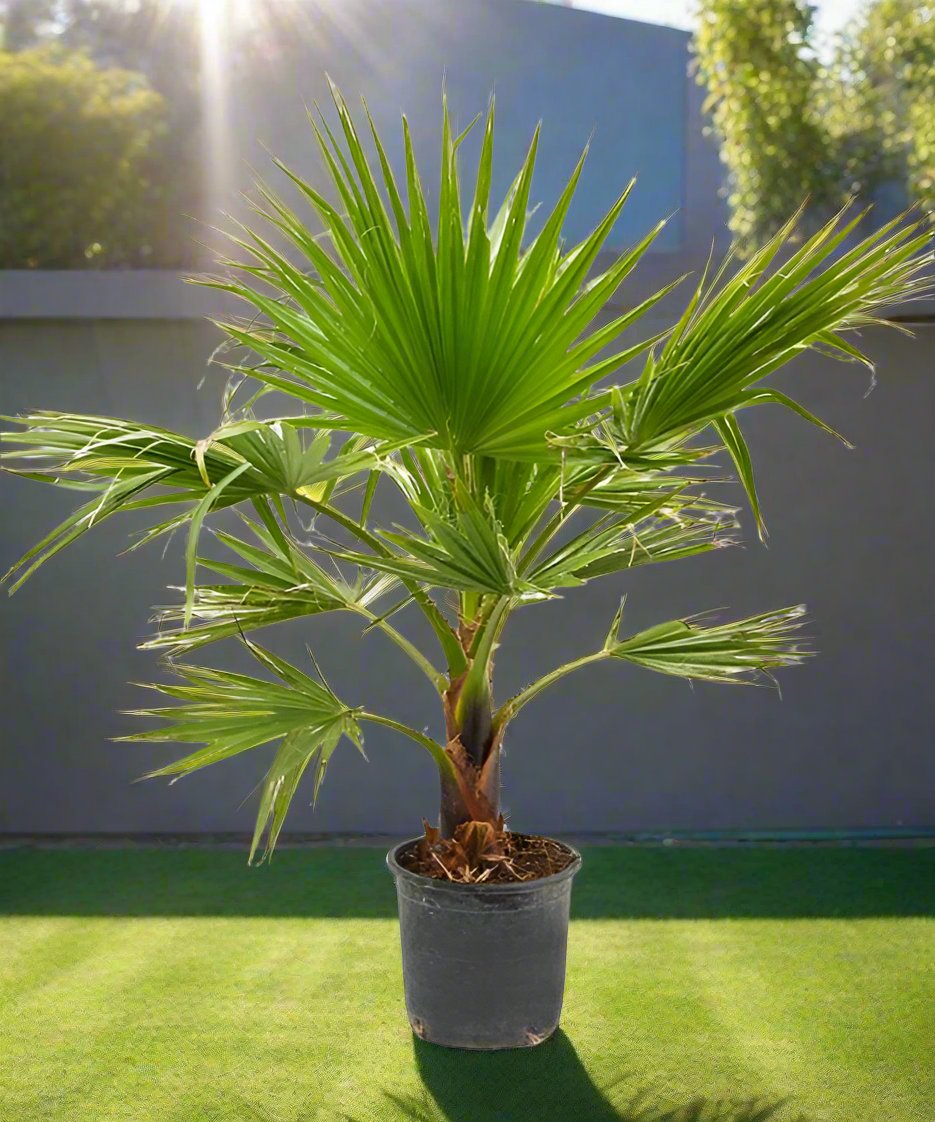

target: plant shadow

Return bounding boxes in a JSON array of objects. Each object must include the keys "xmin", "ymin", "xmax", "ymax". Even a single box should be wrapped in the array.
[{"xmin": 339, "ymin": 1029, "xmax": 813, "ymax": 1122}]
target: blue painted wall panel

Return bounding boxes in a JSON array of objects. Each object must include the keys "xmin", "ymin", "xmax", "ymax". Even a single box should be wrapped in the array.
[{"xmin": 225, "ymin": 0, "xmax": 688, "ymax": 251}]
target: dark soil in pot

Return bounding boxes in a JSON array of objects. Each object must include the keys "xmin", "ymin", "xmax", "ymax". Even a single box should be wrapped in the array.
[
  {"xmin": 397, "ymin": 830, "xmax": 577, "ymax": 884},
  {"xmin": 387, "ymin": 835, "xmax": 582, "ymax": 1050}
]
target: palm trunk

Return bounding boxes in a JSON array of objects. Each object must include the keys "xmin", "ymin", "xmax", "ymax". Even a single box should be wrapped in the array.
[
  {"xmin": 439, "ymin": 744, "xmax": 501, "ymax": 837},
  {"xmin": 438, "ymin": 678, "xmax": 502, "ymax": 838}
]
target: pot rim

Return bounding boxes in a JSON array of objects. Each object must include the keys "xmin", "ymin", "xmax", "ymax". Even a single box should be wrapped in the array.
[{"xmin": 386, "ymin": 835, "xmax": 582, "ymax": 894}]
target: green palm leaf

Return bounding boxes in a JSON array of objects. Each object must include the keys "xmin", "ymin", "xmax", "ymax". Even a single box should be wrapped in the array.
[
  {"xmin": 249, "ymin": 726, "xmax": 348, "ymax": 864},
  {"xmin": 121, "ymin": 641, "xmax": 363, "ymax": 863},
  {"xmin": 327, "ymin": 492, "xmax": 549, "ymax": 599},
  {"xmin": 121, "ymin": 639, "xmax": 449, "ymax": 861},
  {"xmin": 606, "ymin": 604, "xmax": 811, "ymax": 684},
  {"xmin": 528, "ymin": 505, "xmax": 738, "ymax": 589},
  {"xmin": 0, "ymin": 411, "xmax": 409, "ymax": 592},
  {"xmin": 122, "ymin": 642, "xmax": 360, "ymax": 769},
  {"xmin": 145, "ymin": 518, "xmax": 396, "ymax": 655},
  {"xmin": 202, "ymin": 86, "xmax": 672, "ymax": 460},
  {"xmin": 618, "ymin": 208, "xmax": 933, "ymax": 486}
]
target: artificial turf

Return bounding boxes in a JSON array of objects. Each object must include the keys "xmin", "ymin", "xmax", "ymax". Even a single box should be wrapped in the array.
[{"xmin": 0, "ymin": 846, "xmax": 932, "ymax": 1122}]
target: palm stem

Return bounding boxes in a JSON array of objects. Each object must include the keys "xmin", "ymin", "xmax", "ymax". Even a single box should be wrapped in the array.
[
  {"xmin": 359, "ymin": 712, "xmax": 455, "ymax": 780},
  {"xmin": 495, "ymin": 649, "xmax": 609, "ymax": 727},
  {"xmin": 297, "ymin": 494, "xmax": 467, "ymax": 674},
  {"xmin": 355, "ymin": 607, "xmax": 446, "ymax": 692},
  {"xmin": 455, "ymin": 598, "xmax": 511, "ymax": 764}
]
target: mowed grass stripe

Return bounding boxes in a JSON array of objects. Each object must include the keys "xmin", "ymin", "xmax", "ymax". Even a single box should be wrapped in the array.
[
  {"xmin": 565, "ymin": 919, "xmax": 800, "ymax": 1110},
  {"xmin": 672, "ymin": 918, "xmax": 933, "ymax": 1121}
]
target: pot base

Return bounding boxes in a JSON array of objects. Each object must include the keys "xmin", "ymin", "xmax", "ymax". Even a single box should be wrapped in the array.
[{"xmin": 410, "ymin": 1015, "xmax": 557, "ymax": 1050}]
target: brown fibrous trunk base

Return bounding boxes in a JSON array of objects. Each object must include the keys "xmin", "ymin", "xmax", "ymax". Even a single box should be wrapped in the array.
[{"xmin": 400, "ymin": 828, "xmax": 576, "ymax": 884}]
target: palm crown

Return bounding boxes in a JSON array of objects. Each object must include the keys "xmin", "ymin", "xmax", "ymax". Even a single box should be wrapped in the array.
[{"xmin": 3, "ymin": 86, "xmax": 931, "ymax": 862}]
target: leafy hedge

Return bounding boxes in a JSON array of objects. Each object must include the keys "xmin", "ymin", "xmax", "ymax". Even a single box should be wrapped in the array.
[
  {"xmin": 695, "ymin": 0, "xmax": 841, "ymax": 255},
  {"xmin": 844, "ymin": 1, "xmax": 935, "ymax": 216},
  {"xmin": 0, "ymin": 46, "xmax": 188, "ymax": 268},
  {"xmin": 695, "ymin": 0, "xmax": 935, "ymax": 256}
]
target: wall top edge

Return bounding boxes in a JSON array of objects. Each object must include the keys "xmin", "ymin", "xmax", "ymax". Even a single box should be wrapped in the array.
[
  {"xmin": 0, "ymin": 270, "xmax": 222, "ymax": 321},
  {"xmin": 0, "ymin": 257, "xmax": 686, "ymax": 320}
]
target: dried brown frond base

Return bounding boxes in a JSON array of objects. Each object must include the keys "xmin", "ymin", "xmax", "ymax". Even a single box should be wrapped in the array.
[{"xmin": 398, "ymin": 822, "xmax": 577, "ymax": 884}]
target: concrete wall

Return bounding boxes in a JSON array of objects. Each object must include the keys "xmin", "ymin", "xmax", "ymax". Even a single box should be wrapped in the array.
[
  {"xmin": 2, "ymin": 301, "xmax": 933, "ymax": 836},
  {"xmin": 214, "ymin": 0, "xmax": 719, "ymax": 254}
]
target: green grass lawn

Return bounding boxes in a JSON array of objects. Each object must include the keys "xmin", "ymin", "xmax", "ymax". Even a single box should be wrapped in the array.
[{"xmin": 0, "ymin": 846, "xmax": 932, "ymax": 1122}]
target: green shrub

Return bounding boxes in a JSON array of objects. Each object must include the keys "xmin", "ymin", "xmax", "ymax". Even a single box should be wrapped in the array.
[
  {"xmin": 0, "ymin": 45, "xmax": 186, "ymax": 268},
  {"xmin": 694, "ymin": 0, "xmax": 844, "ymax": 255},
  {"xmin": 695, "ymin": 0, "xmax": 935, "ymax": 256},
  {"xmin": 843, "ymin": 0, "xmax": 935, "ymax": 215}
]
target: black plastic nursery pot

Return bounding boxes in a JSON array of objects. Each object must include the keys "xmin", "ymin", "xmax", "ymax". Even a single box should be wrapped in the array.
[{"xmin": 386, "ymin": 838, "xmax": 582, "ymax": 1050}]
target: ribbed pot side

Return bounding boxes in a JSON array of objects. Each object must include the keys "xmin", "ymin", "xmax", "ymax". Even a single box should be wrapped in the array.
[{"xmin": 386, "ymin": 839, "xmax": 582, "ymax": 1050}]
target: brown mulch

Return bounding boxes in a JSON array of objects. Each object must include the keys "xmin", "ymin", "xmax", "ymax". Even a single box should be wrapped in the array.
[{"xmin": 397, "ymin": 828, "xmax": 577, "ymax": 884}]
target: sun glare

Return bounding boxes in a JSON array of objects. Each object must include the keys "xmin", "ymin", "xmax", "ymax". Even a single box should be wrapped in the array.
[
  {"xmin": 194, "ymin": 0, "xmax": 236, "ymax": 220},
  {"xmin": 192, "ymin": 0, "xmax": 253, "ymax": 29}
]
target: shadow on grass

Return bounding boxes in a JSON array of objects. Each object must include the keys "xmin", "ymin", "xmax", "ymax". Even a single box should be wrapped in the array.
[
  {"xmin": 0, "ymin": 845, "xmax": 932, "ymax": 918},
  {"xmin": 338, "ymin": 1030, "xmax": 810, "ymax": 1122}
]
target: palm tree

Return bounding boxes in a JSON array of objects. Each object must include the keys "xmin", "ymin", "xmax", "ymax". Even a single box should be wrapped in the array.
[{"xmin": 3, "ymin": 87, "xmax": 931, "ymax": 865}]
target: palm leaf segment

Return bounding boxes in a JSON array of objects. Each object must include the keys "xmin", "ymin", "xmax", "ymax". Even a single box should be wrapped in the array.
[
  {"xmin": 0, "ymin": 412, "xmax": 409, "ymax": 594},
  {"xmin": 121, "ymin": 640, "xmax": 364, "ymax": 864},
  {"xmin": 144, "ymin": 512, "xmax": 398, "ymax": 656}
]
